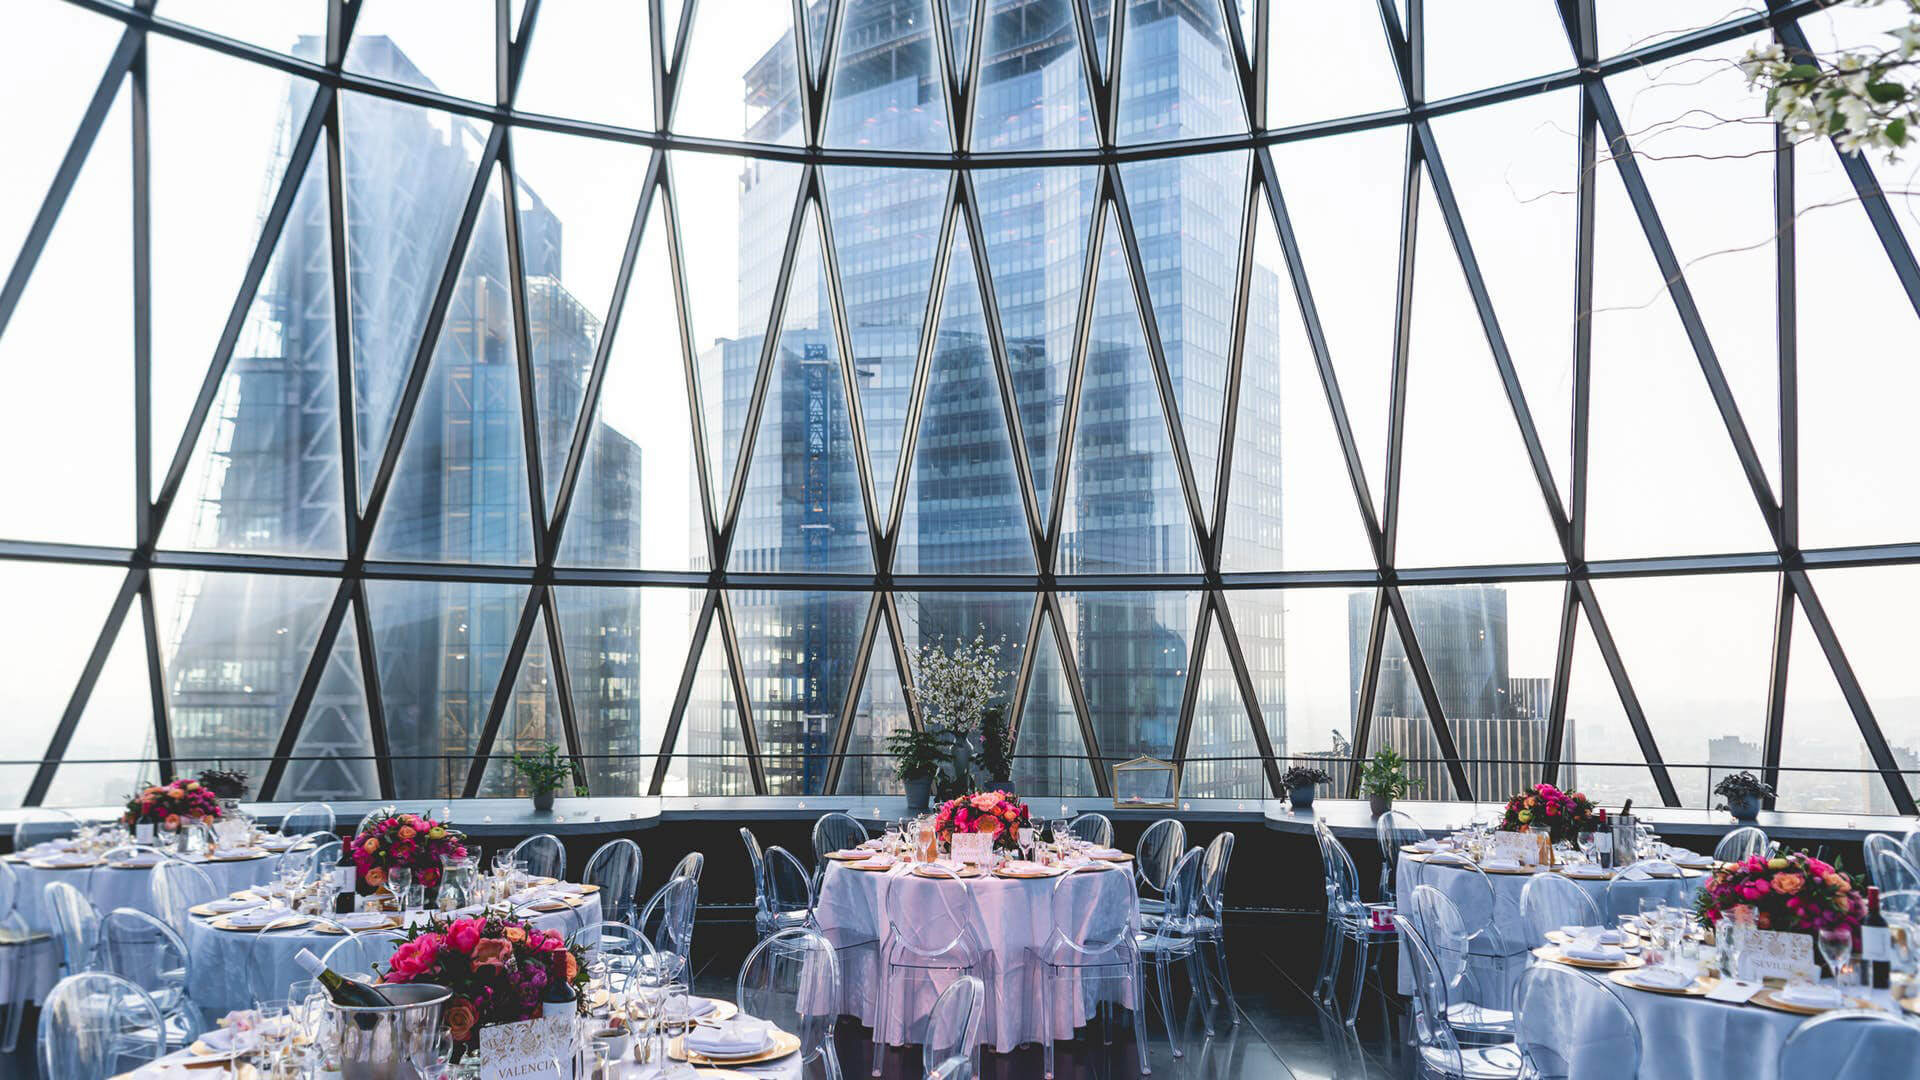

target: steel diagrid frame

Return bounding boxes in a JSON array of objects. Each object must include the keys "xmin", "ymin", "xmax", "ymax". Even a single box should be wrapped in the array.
[
  {"xmin": 1171, "ymin": 592, "xmax": 1215, "ymax": 771},
  {"xmin": 811, "ymin": 180, "xmax": 889, "ymax": 576},
  {"xmin": 649, "ymin": 589, "xmax": 721, "ymax": 795},
  {"xmin": 1003, "ymin": 590, "xmax": 1050, "ymax": 765},
  {"xmin": 822, "ymin": 591, "xmax": 887, "ymax": 794}
]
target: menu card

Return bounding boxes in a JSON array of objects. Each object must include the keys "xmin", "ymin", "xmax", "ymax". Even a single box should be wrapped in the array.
[
  {"xmin": 479, "ymin": 1014, "xmax": 579, "ymax": 1080},
  {"xmin": 1740, "ymin": 929, "xmax": 1817, "ymax": 982},
  {"xmin": 1486, "ymin": 830, "xmax": 1541, "ymax": 866}
]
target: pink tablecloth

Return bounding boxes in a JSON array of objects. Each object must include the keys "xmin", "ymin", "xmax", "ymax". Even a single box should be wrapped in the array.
[{"xmin": 813, "ymin": 862, "xmax": 1140, "ymax": 1053}]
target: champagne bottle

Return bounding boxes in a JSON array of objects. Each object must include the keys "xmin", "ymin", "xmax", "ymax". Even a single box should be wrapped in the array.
[
  {"xmin": 1862, "ymin": 886, "xmax": 1891, "ymax": 990},
  {"xmin": 294, "ymin": 948, "xmax": 394, "ymax": 1008}
]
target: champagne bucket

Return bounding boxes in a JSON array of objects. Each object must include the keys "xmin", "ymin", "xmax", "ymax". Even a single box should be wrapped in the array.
[{"xmin": 329, "ymin": 982, "xmax": 450, "ymax": 1080}]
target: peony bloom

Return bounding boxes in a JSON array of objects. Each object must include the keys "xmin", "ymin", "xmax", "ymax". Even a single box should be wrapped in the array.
[
  {"xmin": 445, "ymin": 997, "xmax": 478, "ymax": 1042},
  {"xmin": 469, "ymin": 938, "xmax": 513, "ymax": 971},
  {"xmin": 446, "ymin": 918, "xmax": 484, "ymax": 954}
]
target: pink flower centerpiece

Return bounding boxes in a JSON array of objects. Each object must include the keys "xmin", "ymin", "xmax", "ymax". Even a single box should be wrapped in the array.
[
  {"xmin": 121, "ymin": 779, "xmax": 223, "ymax": 832},
  {"xmin": 1695, "ymin": 849, "xmax": 1866, "ymax": 934},
  {"xmin": 379, "ymin": 913, "xmax": 589, "ymax": 1059},
  {"xmin": 932, "ymin": 790, "xmax": 1030, "ymax": 852},
  {"xmin": 1497, "ymin": 782, "xmax": 1603, "ymax": 845},
  {"xmin": 350, "ymin": 809, "xmax": 466, "ymax": 891}
]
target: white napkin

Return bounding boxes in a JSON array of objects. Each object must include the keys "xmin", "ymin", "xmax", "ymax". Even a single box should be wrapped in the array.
[
  {"xmin": 222, "ymin": 905, "xmax": 297, "ymax": 928},
  {"xmin": 1561, "ymin": 925, "xmax": 1625, "ymax": 945},
  {"xmin": 1625, "ymin": 966, "xmax": 1696, "ymax": 990},
  {"xmin": 113, "ymin": 852, "xmax": 165, "ymax": 868},
  {"xmin": 1623, "ymin": 860, "xmax": 1679, "ymax": 881},
  {"xmin": 1423, "ymin": 851, "xmax": 1471, "ymax": 866},
  {"xmin": 210, "ymin": 847, "xmax": 262, "ymax": 860},
  {"xmin": 1776, "ymin": 985, "xmax": 1845, "ymax": 1008},
  {"xmin": 919, "ymin": 859, "xmax": 966, "ymax": 874},
  {"xmin": 258, "ymin": 834, "xmax": 300, "ymax": 849},
  {"xmin": 999, "ymin": 860, "xmax": 1054, "ymax": 874},
  {"xmin": 859, "ymin": 839, "xmax": 886, "ymax": 850},
  {"xmin": 38, "ymin": 851, "xmax": 95, "ymax": 866},
  {"xmin": 856, "ymin": 853, "xmax": 897, "ymax": 869},
  {"xmin": 1086, "ymin": 847, "xmax": 1125, "ymax": 859},
  {"xmin": 1481, "ymin": 857, "xmax": 1521, "ymax": 871},
  {"xmin": 200, "ymin": 898, "xmax": 262, "ymax": 914},
  {"xmin": 332, "ymin": 912, "xmax": 392, "ymax": 930},
  {"xmin": 1409, "ymin": 839, "xmax": 1447, "ymax": 853},
  {"xmin": 1561, "ymin": 942, "xmax": 1626, "ymax": 962},
  {"xmin": 508, "ymin": 887, "xmax": 551, "ymax": 906},
  {"xmin": 547, "ymin": 881, "xmax": 587, "ymax": 895},
  {"xmin": 1561, "ymin": 865, "xmax": 1612, "ymax": 878},
  {"xmin": 830, "ymin": 849, "xmax": 870, "ymax": 860},
  {"xmin": 684, "ymin": 1016, "xmax": 774, "ymax": 1057},
  {"xmin": 196, "ymin": 1027, "xmax": 260, "ymax": 1054}
]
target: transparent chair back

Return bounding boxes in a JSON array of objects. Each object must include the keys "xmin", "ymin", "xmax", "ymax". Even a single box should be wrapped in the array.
[
  {"xmin": 1603, "ymin": 861, "xmax": 1690, "ymax": 922},
  {"xmin": 38, "ymin": 971, "xmax": 168, "ymax": 1080},
  {"xmin": 1903, "ymin": 829, "xmax": 1920, "ymax": 871},
  {"xmin": 317, "ymin": 928, "xmax": 406, "ymax": 985},
  {"xmin": 96, "ymin": 908, "xmax": 195, "ymax": 1041},
  {"xmin": 636, "ymin": 875, "xmax": 698, "ymax": 985},
  {"xmin": 1199, "ymin": 831, "xmax": 1234, "ymax": 919},
  {"xmin": 1395, "ymin": 915, "xmax": 1471, "ymax": 1079},
  {"xmin": 1714, "ymin": 826, "xmax": 1769, "ymax": 864},
  {"xmin": 764, "ymin": 844, "xmax": 816, "ymax": 925},
  {"xmin": 1865, "ymin": 844, "xmax": 1920, "ymax": 893},
  {"xmin": 1519, "ymin": 872, "xmax": 1604, "ymax": 942},
  {"xmin": 1778, "ymin": 1009, "xmax": 1920, "ymax": 1077},
  {"xmin": 301, "ymin": 838, "xmax": 344, "ymax": 884},
  {"xmin": 1048, "ymin": 864, "xmax": 1134, "ymax": 962},
  {"xmin": 279, "ymin": 801, "xmax": 335, "ymax": 836},
  {"xmin": 1318, "ymin": 820, "xmax": 1364, "ymax": 917},
  {"xmin": 1374, "ymin": 810, "xmax": 1426, "ymax": 901},
  {"xmin": 511, "ymin": 833, "xmax": 567, "ymax": 880},
  {"xmin": 43, "ymin": 881, "xmax": 99, "ymax": 976},
  {"xmin": 736, "ymin": 927, "xmax": 840, "ymax": 1070},
  {"xmin": 582, "ymin": 921, "xmax": 655, "ymax": 995},
  {"xmin": 812, "ymin": 812, "xmax": 869, "ymax": 863},
  {"xmin": 1135, "ymin": 818, "xmax": 1186, "ymax": 896},
  {"xmin": 149, "ymin": 858, "xmax": 219, "ymax": 937},
  {"xmin": 741, "ymin": 826, "xmax": 770, "ymax": 926},
  {"xmin": 671, "ymin": 850, "xmax": 705, "ymax": 883},
  {"xmin": 13, "ymin": 809, "xmax": 84, "ymax": 852},
  {"xmin": 582, "ymin": 838, "xmax": 642, "ymax": 925},
  {"xmin": 1409, "ymin": 885, "xmax": 1494, "ymax": 1009},
  {"xmin": 85, "ymin": 845, "xmax": 173, "ymax": 897},
  {"xmin": 888, "ymin": 863, "xmax": 978, "ymax": 962},
  {"xmin": 1415, "ymin": 851, "xmax": 1503, "ymax": 944},
  {"xmin": 923, "ymin": 974, "xmax": 984, "ymax": 1078},
  {"xmin": 1161, "ymin": 847, "xmax": 1206, "ymax": 931},
  {"xmin": 1069, "ymin": 813, "xmax": 1113, "ymax": 849},
  {"xmin": 1514, "ymin": 961, "xmax": 1640, "ymax": 1078}
]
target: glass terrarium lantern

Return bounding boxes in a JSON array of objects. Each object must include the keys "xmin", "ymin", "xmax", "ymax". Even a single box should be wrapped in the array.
[{"xmin": 1112, "ymin": 756, "xmax": 1180, "ymax": 809}]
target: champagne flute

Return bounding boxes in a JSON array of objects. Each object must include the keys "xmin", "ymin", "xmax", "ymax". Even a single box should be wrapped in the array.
[{"xmin": 1818, "ymin": 926, "xmax": 1854, "ymax": 989}]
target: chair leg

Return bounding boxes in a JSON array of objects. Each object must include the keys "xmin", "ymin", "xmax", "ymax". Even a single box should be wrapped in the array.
[
  {"xmin": 1319, "ymin": 921, "xmax": 1346, "ymax": 1008},
  {"xmin": 1041, "ymin": 967, "xmax": 1055, "ymax": 1080},
  {"xmin": 1342, "ymin": 933, "xmax": 1369, "ymax": 1029},
  {"xmin": 1208, "ymin": 938, "xmax": 1240, "ymax": 1025},
  {"xmin": 869, "ymin": 964, "xmax": 888, "ymax": 1077},
  {"xmin": 1155, "ymin": 953, "xmax": 1182, "ymax": 1059},
  {"xmin": 1186, "ymin": 951, "xmax": 1215, "ymax": 1038},
  {"xmin": 1130, "ymin": 958, "xmax": 1152, "ymax": 1076}
]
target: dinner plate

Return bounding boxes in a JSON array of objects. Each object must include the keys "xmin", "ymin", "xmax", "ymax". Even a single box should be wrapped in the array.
[
  {"xmin": 1479, "ymin": 864, "xmax": 1540, "ymax": 876},
  {"xmin": 1090, "ymin": 852, "xmax": 1133, "ymax": 862},
  {"xmin": 993, "ymin": 865, "xmax": 1067, "ymax": 879},
  {"xmin": 202, "ymin": 850, "xmax": 269, "ymax": 863},
  {"xmin": 823, "ymin": 850, "xmax": 873, "ymax": 861},
  {"xmin": 1607, "ymin": 969, "xmax": 1716, "ymax": 996},
  {"xmin": 629, "ymin": 998, "xmax": 738, "ymax": 1026},
  {"xmin": 28, "ymin": 858, "xmax": 101, "ymax": 871},
  {"xmin": 211, "ymin": 914, "xmax": 311, "ymax": 933},
  {"xmin": 669, "ymin": 1030, "xmax": 801, "ymax": 1066},
  {"xmin": 313, "ymin": 916, "xmax": 400, "ymax": 934},
  {"xmin": 911, "ymin": 864, "xmax": 984, "ymax": 879},
  {"xmin": 1750, "ymin": 988, "xmax": 1868, "ymax": 1016},
  {"xmin": 189, "ymin": 901, "xmax": 263, "ymax": 918},
  {"xmin": 1531, "ymin": 945, "xmax": 1643, "ymax": 971},
  {"xmin": 1544, "ymin": 930, "xmax": 1639, "ymax": 948},
  {"xmin": 846, "ymin": 860, "xmax": 897, "ymax": 872}
]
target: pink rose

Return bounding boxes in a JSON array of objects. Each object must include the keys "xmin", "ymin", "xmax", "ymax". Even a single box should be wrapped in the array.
[
  {"xmin": 446, "ymin": 918, "xmax": 484, "ymax": 954},
  {"xmin": 469, "ymin": 938, "xmax": 513, "ymax": 971}
]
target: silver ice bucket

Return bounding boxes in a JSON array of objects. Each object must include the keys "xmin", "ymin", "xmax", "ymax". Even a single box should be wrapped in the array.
[{"xmin": 328, "ymin": 982, "xmax": 450, "ymax": 1080}]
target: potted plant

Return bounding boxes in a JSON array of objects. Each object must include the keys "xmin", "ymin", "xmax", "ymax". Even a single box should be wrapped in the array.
[
  {"xmin": 979, "ymin": 706, "xmax": 1015, "ymax": 794},
  {"xmin": 1281, "ymin": 765, "xmax": 1333, "ymax": 811},
  {"xmin": 196, "ymin": 767, "xmax": 250, "ymax": 800},
  {"xmin": 909, "ymin": 630, "xmax": 1010, "ymax": 797},
  {"xmin": 508, "ymin": 742, "xmax": 579, "ymax": 812},
  {"xmin": 887, "ymin": 729, "xmax": 943, "ymax": 812},
  {"xmin": 1713, "ymin": 771, "xmax": 1774, "ymax": 822},
  {"xmin": 1358, "ymin": 746, "xmax": 1417, "ymax": 817}
]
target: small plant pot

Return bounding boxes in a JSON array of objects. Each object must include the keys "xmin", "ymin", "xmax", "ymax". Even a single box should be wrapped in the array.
[
  {"xmin": 904, "ymin": 776, "xmax": 934, "ymax": 813},
  {"xmin": 1368, "ymin": 794, "xmax": 1393, "ymax": 818},
  {"xmin": 1725, "ymin": 793, "xmax": 1761, "ymax": 822},
  {"xmin": 531, "ymin": 790, "xmax": 556, "ymax": 813},
  {"xmin": 1289, "ymin": 785, "xmax": 1316, "ymax": 811}
]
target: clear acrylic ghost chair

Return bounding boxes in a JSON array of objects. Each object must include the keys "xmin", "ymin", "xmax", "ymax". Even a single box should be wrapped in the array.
[
  {"xmin": 1134, "ymin": 818, "xmax": 1186, "ymax": 918},
  {"xmin": 923, "ymin": 974, "xmax": 985, "ymax": 1080},
  {"xmin": 872, "ymin": 863, "xmax": 983, "ymax": 1077},
  {"xmin": 1032, "ymin": 864, "xmax": 1150, "ymax": 1078},
  {"xmin": 737, "ymin": 927, "xmax": 843, "ymax": 1080},
  {"xmin": 96, "ymin": 908, "xmax": 198, "ymax": 1047},
  {"xmin": 741, "ymin": 827, "xmax": 776, "ymax": 938},
  {"xmin": 83, "ymin": 845, "xmax": 174, "ymax": 904},
  {"xmin": 12, "ymin": 809, "xmax": 84, "ymax": 852},
  {"xmin": 812, "ymin": 812, "xmax": 869, "ymax": 863},
  {"xmin": 38, "ymin": 971, "xmax": 169, "ymax": 1080},
  {"xmin": 1779, "ymin": 1009, "xmax": 1920, "ymax": 1078},
  {"xmin": 1398, "ymin": 916, "xmax": 1523, "ymax": 1079},
  {"xmin": 284, "ymin": 837, "xmax": 342, "ymax": 886},
  {"xmin": 671, "ymin": 851, "xmax": 705, "ymax": 883},
  {"xmin": 581, "ymin": 838, "xmax": 642, "ymax": 926},
  {"xmin": 1903, "ymin": 829, "xmax": 1920, "ymax": 870},
  {"xmin": 1375, "ymin": 810, "xmax": 1428, "ymax": 905},
  {"xmin": 1713, "ymin": 826, "xmax": 1769, "ymax": 864},
  {"xmin": 635, "ymin": 874, "xmax": 699, "ymax": 986},
  {"xmin": 1517, "ymin": 873, "xmax": 1604, "ymax": 945},
  {"xmin": 510, "ymin": 833, "xmax": 567, "ymax": 881},
  {"xmin": 1137, "ymin": 847, "xmax": 1214, "ymax": 1057},
  {"xmin": 1415, "ymin": 856, "xmax": 1519, "ymax": 1008},
  {"xmin": 149, "ymin": 858, "xmax": 220, "ymax": 938},
  {"xmin": 1865, "ymin": 849, "xmax": 1920, "ymax": 917},
  {"xmin": 0, "ymin": 860, "xmax": 47, "ymax": 1052},
  {"xmin": 1406, "ymin": 885, "xmax": 1515, "ymax": 1043},
  {"xmin": 43, "ymin": 881, "xmax": 99, "ymax": 977},
  {"xmin": 1069, "ymin": 813, "xmax": 1114, "ymax": 849},
  {"xmin": 764, "ymin": 844, "xmax": 818, "ymax": 931},
  {"xmin": 581, "ymin": 921, "xmax": 656, "ymax": 995},
  {"xmin": 926, "ymin": 1055, "xmax": 971, "ymax": 1080},
  {"xmin": 279, "ymin": 802, "xmax": 335, "ymax": 837},
  {"xmin": 1513, "ymin": 961, "xmax": 1640, "ymax": 1078},
  {"xmin": 317, "ymin": 928, "xmax": 406, "ymax": 985},
  {"xmin": 1602, "ymin": 860, "xmax": 1695, "ymax": 923},
  {"xmin": 1191, "ymin": 830, "xmax": 1238, "ymax": 1023},
  {"xmin": 1314, "ymin": 817, "xmax": 1395, "ymax": 1024}
]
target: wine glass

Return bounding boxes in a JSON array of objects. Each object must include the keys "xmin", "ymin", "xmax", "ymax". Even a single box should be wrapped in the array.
[
  {"xmin": 1817, "ymin": 926, "xmax": 1855, "ymax": 989},
  {"xmin": 409, "ymin": 1023, "xmax": 453, "ymax": 1080},
  {"xmin": 389, "ymin": 866, "xmax": 414, "ymax": 904}
]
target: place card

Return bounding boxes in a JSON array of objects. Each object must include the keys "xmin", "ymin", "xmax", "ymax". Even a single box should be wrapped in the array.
[
  {"xmin": 479, "ymin": 1014, "xmax": 578, "ymax": 1080},
  {"xmin": 1741, "ymin": 929, "xmax": 1817, "ymax": 982},
  {"xmin": 1705, "ymin": 979, "xmax": 1763, "ymax": 1003},
  {"xmin": 1486, "ymin": 830, "xmax": 1541, "ymax": 866}
]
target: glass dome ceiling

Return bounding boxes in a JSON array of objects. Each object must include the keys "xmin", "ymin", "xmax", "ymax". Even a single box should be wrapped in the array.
[{"xmin": 1, "ymin": 0, "xmax": 1916, "ymax": 815}]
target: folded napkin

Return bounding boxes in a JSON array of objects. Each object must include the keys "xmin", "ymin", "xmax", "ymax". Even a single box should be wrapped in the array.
[
  {"xmin": 830, "ymin": 849, "xmax": 870, "ymax": 860},
  {"xmin": 999, "ymin": 860, "xmax": 1054, "ymax": 874},
  {"xmin": 1086, "ymin": 847, "xmax": 1126, "ymax": 859},
  {"xmin": 1480, "ymin": 857, "xmax": 1522, "ymax": 871},
  {"xmin": 1623, "ymin": 860, "xmax": 1679, "ymax": 881},
  {"xmin": 222, "ymin": 905, "xmax": 297, "ymax": 928},
  {"xmin": 1671, "ymin": 853, "xmax": 1714, "ymax": 867},
  {"xmin": 200, "ymin": 898, "xmax": 262, "ymax": 914},
  {"xmin": 1561, "ymin": 943, "xmax": 1626, "ymax": 962},
  {"xmin": 1626, "ymin": 966, "xmax": 1697, "ymax": 990},
  {"xmin": 332, "ymin": 912, "xmax": 392, "ymax": 930},
  {"xmin": 856, "ymin": 853, "xmax": 897, "ymax": 869},
  {"xmin": 210, "ymin": 847, "xmax": 262, "ymax": 859},
  {"xmin": 508, "ymin": 887, "xmax": 551, "ymax": 906},
  {"xmin": 1561, "ymin": 925, "xmax": 1626, "ymax": 945},
  {"xmin": 1561, "ymin": 865, "xmax": 1612, "ymax": 878},
  {"xmin": 859, "ymin": 839, "xmax": 886, "ymax": 850},
  {"xmin": 1409, "ymin": 839, "xmax": 1446, "ymax": 853},
  {"xmin": 1776, "ymin": 985, "xmax": 1845, "ymax": 1008},
  {"xmin": 196, "ymin": 1027, "xmax": 261, "ymax": 1054},
  {"xmin": 684, "ymin": 1017, "xmax": 774, "ymax": 1057},
  {"xmin": 113, "ymin": 853, "xmax": 165, "ymax": 868},
  {"xmin": 1424, "ymin": 851, "xmax": 1471, "ymax": 865}
]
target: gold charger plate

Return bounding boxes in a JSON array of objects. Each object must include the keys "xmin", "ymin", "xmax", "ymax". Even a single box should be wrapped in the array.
[
  {"xmin": 1531, "ymin": 945, "xmax": 1643, "ymax": 971},
  {"xmin": 1902, "ymin": 996, "xmax": 1920, "ymax": 1018},
  {"xmin": 1607, "ymin": 969, "xmax": 1716, "ymax": 996},
  {"xmin": 211, "ymin": 915, "xmax": 312, "ymax": 933},
  {"xmin": 691, "ymin": 1071, "xmax": 758, "ymax": 1080},
  {"xmin": 28, "ymin": 859, "xmax": 101, "ymax": 870},
  {"xmin": 993, "ymin": 865, "xmax": 1067, "ymax": 879},
  {"xmin": 1750, "ymin": 988, "xmax": 1869, "ymax": 1016},
  {"xmin": 668, "ymin": 1029, "xmax": 801, "ymax": 1067},
  {"xmin": 312, "ymin": 918, "xmax": 401, "ymax": 935},
  {"xmin": 202, "ymin": 850, "xmax": 269, "ymax": 863},
  {"xmin": 189, "ymin": 902, "xmax": 264, "ymax": 918},
  {"xmin": 845, "ymin": 860, "xmax": 897, "ymax": 872},
  {"xmin": 1090, "ymin": 852, "xmax": 1133, "ymax": 862},
  {"xmin": 1545, "ymin": 930, "xmax": 1639, "ymax": 948},
  {"xmin": 911, "ymin": 864, "xmax": 985, "ymax": 879},
  {"xmin": 823, "ymin": 850, "xmax": 873, "ymax": 861},
  {"xmin": 108, "ymin": 859, "xmax": 168, "ymax": 870}
]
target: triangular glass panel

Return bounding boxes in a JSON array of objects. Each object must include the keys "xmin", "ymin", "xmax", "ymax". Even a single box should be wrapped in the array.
[
  {"xmin": 160, "ymin": 152, "xmax": 347, "ymax": 558},
  {"xmin": 1795, "ymin": 139, "xmax": 1920, "ymax": 548},
  {"xmin": 478, "ymin": 609, "xmax": 567, "ymax": 797},
  {"xmin": 660, "ymin": 0, "xmax": 689, "ymax": 63},
  {"xmin": 1266, "ymin": 0, "xmax": 1403, "ymax": 128},
  {"xmin": 1, "ymin": 563, "xmax": 132, "ymax": 808},
  {"xmin": 1424, "ymin": 0, "xmax": 1569, "ymax": 100},
  {"xmin": 148, "ymin": 38, "xmax": 317, "ymax": 497},
  {"xmin": 1591, "ymin": 573, "xmax": 1776, "ymax": 808},
  {"xmin": 556, "ymin": 196, "xmax": 696, "ymax": 570},
  {"xmin": 370, "ymin": 170, "xmax": 538, "ymax": 565},
  {"xmin": 0, "ymin": 85, "xmax": 132, "ymax": 547},
  {"xmin": 515, "ymin": 0, "xmax": 653, "ymax": 129},
  {"xmin": 1361, "ymin": 604, "xmax": 1452, "ymax": 800},
  {"xmin": 1182, "ymin": 614, "xmax": 1265, "ymax": 799},
  {"xmin": 0, "ymin": 0, "xmax": 122, "ymax": 265},
  {"xmin": 729, "ymin": 206, "xmax": 875, "ymax": 574},
  {"xmin": 835, "ymin": 619, "xmax": 913, "ymax": 796},
  {"xmin": 819, "ymin": 166, "xmax": 944, "ymax": 505},
  {"xmin": 1221, "ymin": 587, "xmax": 1372, "ymax": 795},
  {"xmin": 554, "ymin": 585, "xmax": 687, "ymax": 798},
  {"xmin": 339, "ymin": 91, "xmax": 489, "ymax": 498},
  {"xmin": 726, "ymin": 590, "xmax": 866, "ymax": 796},
  {"xmin": 1426, "ymin": 89, "xmax": 1580, "ymax": 498},
  {"xmin": 1057, "ymin": 207, "xmax": 1202, "ymax": 575},
  {"xmin": 675, "ymin": 0, "xmax": 804, "ymax": 145},
  {"xmin": 1012, "ymin": 618, "xmax": 1099, "ymax": 797},
  {"xmin": 1116, "ymin": 0, "xmax": 1246, "ymax": 145},
  {"xmin": 1562, "ymin": 606, "xmax": 1666, "ymax": 811},
  {"xmin": 974, "ymin": 166, "xmax": 1100, "ymax": 512},
  {"xmin": 1221, "ymin": 198, "xmax": 1377, "ymax": 572},
  {"xmin": 665, "ymin": 604, "xmax": 749, "ymax": 797},
  {"xmin": 1776, "ymin": 604, "xmax": 1890, "ymax": 813},
  {"xmin": 160, "ymin": 1, "xmax": 326, "ymax": 56},
  {"xmin": 972, "ymin": 0, "xmax": 1097, "ymax": 150},
  {"xmin": 824, "ymin": 0, "xmax": 950, "ymax": 152},
  {"xmin": 895, "ymin": 225, "xmax": 1037, "ymax": 574},
  {"xmin": 1586, "ymin": 163, "xmax": 1774, "ymax": 559},
  {"xmin": 1397, "ymin": 180, "xmax": 1565, "ymax": 568},
  {"xmin": 366, "ymin": 579, "xmax": 530, "ymax": 798},
  {"xmin": 279, "ymin": 610, "xmax": 381, "ymax": 802},
  {"xmin": 894, "ymin": 591, "xmax": 1035, "ymax": 670},
  {"xmin": 1058, "ymin": 591, "xmax": 1198, "ymax": 764},
  {"xmin": 940, "ymin": 0, "xmax": 974, "ymax": 80},
  {"xmin": 509, "ymin": 128, "xmax": 653, "ymax": 516},
  {"xmin": 1807, "ymin": 567, "xmax": 1920, "ymax": 813},
  {"xmin": 1267, "ymin": 128, "xmax": 1405, "ymax": 520},
  {"xmin": 343, "ymin": 0, "xmax": 495, "ymax": 103},
  {"xmin": 1117, "ymin": 150, "xmax": 1251, "ymax": 522},
  {"xmin": 41, "ymin": 605, "xmax": 157, "ymax": 808},
  {"xmin": 1089, "ymin": 0, "xmax": 1114, "ymax": 78},
  {"xmin": 152, "ymin": 570, "xmax": 337, "ymax": 792},
  {"xmin": 1596, "ymin": 1, "xmax": 1749, "ymax": 58}
]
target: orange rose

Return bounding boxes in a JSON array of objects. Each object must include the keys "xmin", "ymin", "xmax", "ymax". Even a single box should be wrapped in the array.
[
  {"xmin": 561, "ymin": 952, "xmax": 579, "ymax": 981},
  {"xmin": 362, "ymin": 838, "xmax": 379, "ymax": 853},
  {"xmin": 163, "ymin": 814, "xmax": 181, "ymax": 831},
  {"xmin": 445, "ymin": 997, "xmax": 478, "ymax": 1042},
  {"xmin": 1772, "ymin": 873, "xmax": 1805, "ymax": 895},
  {"xmin": 366, "ymin": 867, "xmax": 387, "ymax": 887},
  {"xmin": 398, "ymin": 826, "xmax": 416, "ymax": 841},
  {"xmin": 503, "ymin": 926, "xmax": 527, "ymax": 944}
]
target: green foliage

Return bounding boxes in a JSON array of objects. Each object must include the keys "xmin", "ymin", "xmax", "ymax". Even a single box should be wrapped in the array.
[
  {"xmin": 1358, "ymin": 746, "xmax": 1419, "ymax": 799},
  {"xmin": 508, "ymin": 742, "xmax": 580, "ymax": 796},
  {"xmin": 1281, "ymin": 765, "xmax": 1334, "ymax": 789},
  {"xmin": 886, "ymin": 728, "xmax": 943, "ymax": 781}
]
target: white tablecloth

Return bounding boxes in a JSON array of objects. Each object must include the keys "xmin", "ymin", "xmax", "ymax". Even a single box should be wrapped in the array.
[
  {"xmin": 813, "ymin": 862, "xmax": 1139, "ymax": 1054},
  {"xmin": 182, "ymin": 896, "xmax": 602, "ymax": 1015}
]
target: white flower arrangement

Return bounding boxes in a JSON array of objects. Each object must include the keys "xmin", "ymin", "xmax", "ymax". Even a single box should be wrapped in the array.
[
  {"xmin": 1741, "ymin": 0, "xmax": 1920, "ymax": 158},
  {"xmin": 909, "ymin": 630, "xmax": 1008, "ymax": 735}
]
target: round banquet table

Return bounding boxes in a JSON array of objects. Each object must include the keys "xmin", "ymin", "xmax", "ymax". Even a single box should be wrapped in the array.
[
  {"xmin": 812, "ymin": 860, "xmax": 1140, "ymax": 1054},
  {"xmin": 182, "ymin": 895, "xmax": 602, "ymax": 1015},
  {"xmin": 1393, "ymin": 853, "xmax": 1706, "ymax": 998},
  {"xmin": 1, "ymin": 850, "xmax": 285, "ymax": 1006}
]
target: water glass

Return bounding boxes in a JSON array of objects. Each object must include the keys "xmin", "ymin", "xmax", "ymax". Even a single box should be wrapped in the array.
[{"xmin": 1818, "ymin": 926, "xmax": 1854, "ymax": 988}]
